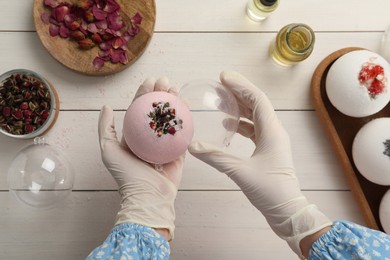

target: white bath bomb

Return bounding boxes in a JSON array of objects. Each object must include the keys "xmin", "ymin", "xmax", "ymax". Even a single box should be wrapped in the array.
[
  {"xmin": 326, "ymin": 50, "xmax": 390, "ymax": 117},
  {"xmin": 379, "ymin": 189, "xmax": 390, "ymax": 234},
  {"xmin": 352, "ymin": 118, "xmax": 390, "ymax": 185},
  {"xmin": 123, "ymin": 91, "xmax": 194, "ymax": 164}
]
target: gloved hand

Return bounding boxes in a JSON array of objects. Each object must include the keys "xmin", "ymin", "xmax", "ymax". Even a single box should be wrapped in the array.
[
  {"xmin": 98, "ymin": 77, "xmax": 183, "ymax": 241},
  {"xmin": 188, "ymin": 71, "xmax": 332, "ymax": 257}
]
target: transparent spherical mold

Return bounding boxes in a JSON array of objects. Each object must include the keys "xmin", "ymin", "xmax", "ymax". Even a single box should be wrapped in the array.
[
  {"xmin": 178, "ymin": 79, "xmax": 240, "ymax": 147},
  {"xmin": 7, "ymin": 137, "xmax": 74, "ymax": 208}
]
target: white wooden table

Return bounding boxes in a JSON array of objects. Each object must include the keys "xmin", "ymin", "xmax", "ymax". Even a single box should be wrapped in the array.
[{"xmin": 1, "ymin": 1, "xmax": 389, "ymax": 259}]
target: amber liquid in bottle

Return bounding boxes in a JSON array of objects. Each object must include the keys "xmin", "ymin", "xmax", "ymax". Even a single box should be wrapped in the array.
[{"xmin": 270, "ymin": 24, "xmax": 315, "ymax": 66}]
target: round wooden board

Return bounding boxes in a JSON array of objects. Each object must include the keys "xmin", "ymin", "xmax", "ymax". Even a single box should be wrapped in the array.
[{"xmin": 33, "ymin": 0, "xmax": 156, "ymax": 76}]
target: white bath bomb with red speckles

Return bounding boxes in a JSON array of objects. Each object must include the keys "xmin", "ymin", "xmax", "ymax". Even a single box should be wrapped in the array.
[
  {"xmin": 326, "ymin": 50, "xmax": 390, "ymax": 117},
  {"xmin": 123, "ymin": 91, "xmax": 193, "ymax": 164},
  {"xmin": 380, "ymin": 189, "xmax": 390, "ymax": 234},
  {"xmin": 352, "ymin": 118, "xmax": 390, "ymax": 185}
]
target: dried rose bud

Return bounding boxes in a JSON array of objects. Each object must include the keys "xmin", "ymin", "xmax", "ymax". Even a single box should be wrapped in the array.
[
  {"xmin": 78, "ymin": 38, "xmax": 95, "ymax": 49},
  {"xmin": 23, "ymin": 91, "xmax": 31, "ymax": 99},
  {"xmin": 84, "ymin": 11, "xmax": 95, "ymax": 23},
  {"xmin": 41, "ymin": 111, "xmax": 49, "ymax": 119},
  {"xmin": 66, "ymin": 20, "xmax": 81, "ymax": 31},
  {"xmin": 12, "ymin": 110, "xmax": 23, "ymax": 120},
  {"xmin": 69, "ymin": 30, "xmax": 86, "ymax": 41},
  {"xmin": 101, "ymin": 33, "xmax": 114, "ymax": 41},
  {"xmin": 20, "ymin": 102, "xmax": 29, "ymax": 110},
  {"xmin": 91, "ymin": 33, "xmax": 103, "ymax": 43},
  {"xmin": 75, "ymin": 0, "xmax": 94, "ymax": 11},
  {"xmin": 23, "ymin": 110, "xmax": 32, "ymax": 119},
  {"xmin": 168, "ymin": 127, "xmax": 176, "ymax": 135},
  {"xmin": 2, "ymin": 106, "xmax": 11, "ymax": 117},
  {"xmin": 25, "ymin": 124, "xmax": 34, "ymax": 133}
]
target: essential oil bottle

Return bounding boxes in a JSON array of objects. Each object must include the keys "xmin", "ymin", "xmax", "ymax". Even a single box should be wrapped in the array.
[{"xmin": 246, "ymin": 0, "xmax": 279, "ymax": 22}]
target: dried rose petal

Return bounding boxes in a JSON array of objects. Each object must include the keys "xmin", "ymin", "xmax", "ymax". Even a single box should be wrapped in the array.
[
  {"xmin": 52, "ymin": 5, "xmax": 70, "ymax": 22},
  {"xmin": 99, "ymin": 41, "xmax": 112, "ymax": 51},
  {"xmin": 119, "ymin": 51, "xmax": 129, "ymax": 64},
  {"xmin": 64, "ymin": 14, "xmax": 80, "ymax": 30},
  {"xmin": 103, "ymin": 0, "xmax": 120, "ymax": 13},
  {"xmin": 87, "ymin": 23, "xmax": 99, "ymax": 33},
  {"xmin": 105, "ymin": 28, "xmax": 121, "ymax": 37},
  {"xmin": 95, "ymin": 20, "xmax": 108, "ymax": 30},
  {"xmin": 79, "ymin": 22, "xmax": 89, "ymax": 35},
  {"xmin": 93, "ymin": 57, "xmax": 105, "ymax": 69},
  {"xmin": 59, "ymin": 25, "xmax": 69, "ymax": 38},
  {"xmin": 107, "ymin": 12, "xmax": 124, "ymax": 31},
  {"xmin": 112, "ymin": 37, "xmax": 124, "ymax": 49},
  {"xmin": 41, "ymin": 12, "xmax": 51, "ymax": 24},
  {"xmin": 44, "ymin": 0, "xmax": 61, "ymax": 8},
  {"xmin": 92, "ymin": 4, "xmax": 107, "ymax": 20},
  {"xmin": 131, "ymin": 12, "xmax": 142, "ymax": 26},
  {"xmin": 110, "ymin": 49, "xmax": 128, "ymax": 64},
  {"xmin": 98, "ymin": 50, "xmax": 111, "ymax": 60},
  {"xmin": 49, "ymin": 24, "xmax": 59, "ymax": 36}
]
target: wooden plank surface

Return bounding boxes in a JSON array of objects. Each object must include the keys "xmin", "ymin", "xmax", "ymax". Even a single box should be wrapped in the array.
[
  {"xmin": 0, "ymin": 32, "xmax": 383, "ymax": 110},
  {"xmin": 0, "ymin": 191, "xmax": 365, "ymax": 260},
  {"xmin": 1, "ymin": 0, "xmax": 390, "ymax": 32}
]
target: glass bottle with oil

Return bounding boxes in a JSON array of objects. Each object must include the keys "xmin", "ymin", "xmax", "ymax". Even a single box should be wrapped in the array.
[
  {"xmin": 246, "ymin": 0, "xmax": 278, "ymax": 22},
  {"xmin": 270, "ymin": 23, "xmax": 315, "ymax": 66}
]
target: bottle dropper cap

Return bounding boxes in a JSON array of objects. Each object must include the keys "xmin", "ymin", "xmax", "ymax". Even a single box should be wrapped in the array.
[{"xmin": 260, "ymin": 0, "xmax": 277, "ymax": 6}]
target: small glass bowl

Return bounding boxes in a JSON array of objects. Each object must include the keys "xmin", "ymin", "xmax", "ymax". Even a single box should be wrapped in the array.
[{"xmin": 0, "ymin": 69, "xmax": 59, "ymax": 139}]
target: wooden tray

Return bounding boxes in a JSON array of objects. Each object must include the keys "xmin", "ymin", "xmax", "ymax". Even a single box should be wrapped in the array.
[
  {"xmin": 311, "ymin": 47, "xmax": 390, "ymax": 231},
  {"xmin": 33, "ymin": 0, "xmax": 156, "ymax": 76}
]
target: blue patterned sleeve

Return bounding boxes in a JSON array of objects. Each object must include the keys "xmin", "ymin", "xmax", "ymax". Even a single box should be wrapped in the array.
[
  {"xmin": 86, "ymin": 223, "xmax": 170, "ymax": 260},
  {"xmin": 309, "ymin": 220, "xmax": 390, "ymax": 259}
]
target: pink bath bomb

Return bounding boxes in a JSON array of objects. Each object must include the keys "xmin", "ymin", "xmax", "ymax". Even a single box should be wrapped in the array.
[{"xmin": 123, "ymin": 91, "xmax": 194, "ymax": 164}]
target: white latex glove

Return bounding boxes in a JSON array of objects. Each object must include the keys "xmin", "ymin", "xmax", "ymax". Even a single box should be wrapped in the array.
[
  {"xmin": 98, "ymin": 77, "xmax": 183, "ymax": 241},
  {"xmin": 188, "ymin": 71, "xmax": 332, "ymax": 257}
]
